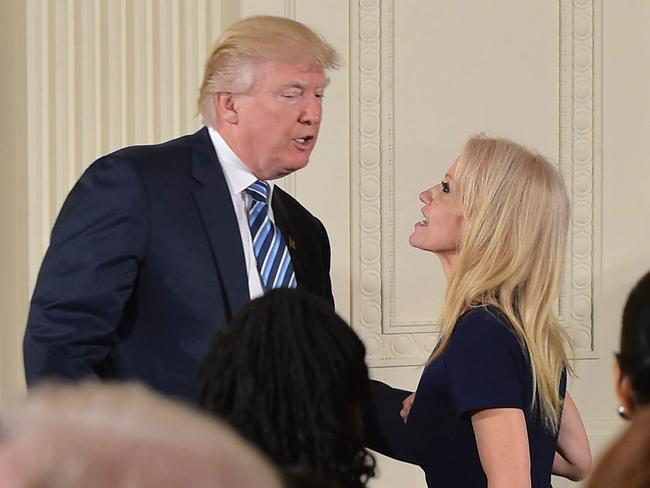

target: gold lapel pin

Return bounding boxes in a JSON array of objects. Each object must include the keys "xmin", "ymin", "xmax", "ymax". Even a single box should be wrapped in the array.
[{"xmin": 289, "ymin": 237, "xmax": 296, "ymax": 250}]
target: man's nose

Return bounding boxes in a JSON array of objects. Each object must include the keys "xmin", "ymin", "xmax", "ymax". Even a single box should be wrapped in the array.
[{"xmin": 299, "ymin": 98, "xmax": 322, "ymax": 124}]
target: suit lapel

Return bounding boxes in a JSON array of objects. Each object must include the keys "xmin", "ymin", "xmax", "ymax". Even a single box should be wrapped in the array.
[
  {"xmin": 190, "ymin": 128, "xmax": 249, "ymax": 318},
  {"xmin": 272, "ymin": 190, "xmax": 307, "ymax": 288}
]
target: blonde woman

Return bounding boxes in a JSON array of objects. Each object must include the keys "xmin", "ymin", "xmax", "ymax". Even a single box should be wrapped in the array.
[{"xmin": 399, "ymin": 136, "xmax": 591, "ymax": 487}]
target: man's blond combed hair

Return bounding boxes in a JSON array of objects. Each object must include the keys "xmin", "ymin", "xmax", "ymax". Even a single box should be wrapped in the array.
[
  {"xmin": 198, "ymin": 15, "xmax": 341, "ymax": 127},
  {"xmin": 430, "ymin": 135, "xmax": 572, "ymax": 433}
]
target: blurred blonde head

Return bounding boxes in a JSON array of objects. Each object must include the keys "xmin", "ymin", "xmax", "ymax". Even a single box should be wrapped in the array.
[
  {"xmin": 431, "ymin": 135, "xmax": 572, "ymax": 433},
  {"xmin": 198, "ymin": 15, "xmax": 340, "ymax": 127},
  {"xmin": 0, "ymin": 382, "xmax": 284, "ymax": 488}
]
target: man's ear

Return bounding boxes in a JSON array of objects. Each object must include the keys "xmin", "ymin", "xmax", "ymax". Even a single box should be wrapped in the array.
[
  {"xmin": 214, "ymin": 92, "xmax": 239, "ymax": 124},
  {"xmin": 615, "ymin": 361, "xmax": 636, "ymax": 416}
]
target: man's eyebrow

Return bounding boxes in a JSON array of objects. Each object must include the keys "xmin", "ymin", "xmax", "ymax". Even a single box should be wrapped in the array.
[
  {"xmin": 278, "ymin": 78, "xmax": 331, "ymax": 90},
  {"xmin": 279, "ymin": 83, "xmax": 306, "ymax": 90}
]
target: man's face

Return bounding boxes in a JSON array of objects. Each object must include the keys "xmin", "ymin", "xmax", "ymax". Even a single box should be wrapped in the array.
[{"xmin": 225, "ymin": 60, "xmax": 329, "ymax": 180}]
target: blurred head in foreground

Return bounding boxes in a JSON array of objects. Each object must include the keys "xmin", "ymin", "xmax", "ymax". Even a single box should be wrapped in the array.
[{"xmin": 0, "ymin": 381, "xmax": 284, "ymax": 488}]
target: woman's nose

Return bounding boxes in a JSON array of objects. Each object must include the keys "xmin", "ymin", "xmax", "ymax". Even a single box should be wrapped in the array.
[{"xmin": 419, "ymin": 188, "xmax": 433, "ymax": 204}]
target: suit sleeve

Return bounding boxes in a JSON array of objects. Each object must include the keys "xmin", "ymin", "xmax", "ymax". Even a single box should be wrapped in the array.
[
  {"xmin": 316, "ymin": 218, "xmax": 335, "ymax": 308},
  {"xmin": 364, "ymin": 380, "xmax": 416, "ymax": 463},
  {"xmin": 23, "ymin": 156, "xmax": 148, "ymax": 384}
]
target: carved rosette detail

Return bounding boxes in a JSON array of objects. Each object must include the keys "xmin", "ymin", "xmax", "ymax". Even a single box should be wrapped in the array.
[
  {"xmin": 562, "ymin": 0, "xmax": 595, "ymax": 354},
  {"xmin": 356, "ymin": 0, "xmax": 384, "ymax": 362}
]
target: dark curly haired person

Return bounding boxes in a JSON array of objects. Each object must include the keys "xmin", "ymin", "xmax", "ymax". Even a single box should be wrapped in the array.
[{"xmin": 199, "ymin": 288, "xmax": 375, "ymax": 488}]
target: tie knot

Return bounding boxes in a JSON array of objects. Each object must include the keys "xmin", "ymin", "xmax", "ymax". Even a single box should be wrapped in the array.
[{"xmin": 246, "ymin": 180, "xmax": 270, "ymax": 203}]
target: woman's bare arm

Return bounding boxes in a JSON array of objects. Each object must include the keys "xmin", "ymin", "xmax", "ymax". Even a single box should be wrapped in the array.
[
  {"xmin": 472, "ymin": 408, "xmax": 531, "ymax": 488},
  {"xmin": 552, "ymin": 392, "xmax": 591, "ymax": 481}
]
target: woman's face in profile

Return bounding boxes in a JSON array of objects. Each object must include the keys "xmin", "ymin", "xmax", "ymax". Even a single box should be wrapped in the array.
[{"xmin": 409, "ymin": 158, "xmax": 463, "ymax": 257}]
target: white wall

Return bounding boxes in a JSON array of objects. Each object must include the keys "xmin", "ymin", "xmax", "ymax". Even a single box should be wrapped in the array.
[{"xmin": 2, "ymin": 1, "xmax": 649, "ymax": 486}]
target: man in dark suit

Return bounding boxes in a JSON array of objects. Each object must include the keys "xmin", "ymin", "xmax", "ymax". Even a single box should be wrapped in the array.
[{"xmin": 23, "ymin": 15, "xmax": 339, "ymax": 403}]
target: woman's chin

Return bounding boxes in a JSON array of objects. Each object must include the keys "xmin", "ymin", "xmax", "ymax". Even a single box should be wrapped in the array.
[{"xmin": 409, "ymin": 235, "xmax": 431, "ymax": 252}]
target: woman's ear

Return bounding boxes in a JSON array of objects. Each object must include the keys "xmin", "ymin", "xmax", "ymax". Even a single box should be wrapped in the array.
[
  {"xmin": 615, "ymin": 361, "xmax": 636, "ymax": 417},
  {"xmin": 214, "ymin": 92, "xmax": 239, "ymax": 124}
]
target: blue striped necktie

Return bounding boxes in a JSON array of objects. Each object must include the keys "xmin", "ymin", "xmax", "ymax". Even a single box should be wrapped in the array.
[{"xmin": 245, "ymin": 180, "xmax": 297, "ymax": 290}]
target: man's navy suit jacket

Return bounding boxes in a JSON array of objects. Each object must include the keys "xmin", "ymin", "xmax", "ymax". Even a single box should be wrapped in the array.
[{"xmin": 23, "ymin": 127, "xmax": 334, "ymax": 403}]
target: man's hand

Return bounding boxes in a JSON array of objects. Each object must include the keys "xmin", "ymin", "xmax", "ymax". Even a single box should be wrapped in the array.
[{"xmin": 400, "ymin": 392, "xmax": 416, "ymax": 423}]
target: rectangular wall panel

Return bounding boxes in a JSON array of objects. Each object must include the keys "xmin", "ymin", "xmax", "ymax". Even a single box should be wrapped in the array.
[{"xmin": 351, "ymin": 0, "xmax": 597, "ymax": 367}]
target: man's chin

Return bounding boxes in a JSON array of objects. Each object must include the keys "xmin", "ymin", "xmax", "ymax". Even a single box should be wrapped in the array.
[
  {"xmin": 262, "ymin": 156, "xmax": 311, "ymax": 180},
  {"xmin": 271, "ymin": 169, "xmax": 294, "ymax": 179},
  {"xmin": 265, "ymin": 167, "xmax": 299, "ymax": 180},
  {"xmin": 284, "ymin": 158, "xmax": 311, "ymax": 174}
]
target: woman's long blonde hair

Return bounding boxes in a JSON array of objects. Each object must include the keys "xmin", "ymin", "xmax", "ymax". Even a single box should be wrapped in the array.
[{"xmin": 431, "ymin": 135, "xmax": 572, "ymax": 433}]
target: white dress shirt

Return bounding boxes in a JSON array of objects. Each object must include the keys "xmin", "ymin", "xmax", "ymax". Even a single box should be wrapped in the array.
[{"xmin": 207, "ymin": 125, "xmax": 278, "ymax": 300}]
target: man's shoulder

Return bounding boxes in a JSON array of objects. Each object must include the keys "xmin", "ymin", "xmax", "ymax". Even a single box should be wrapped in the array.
[
  {"xmin": 106, "ymin": 128, "xmax": 209, "ymax": 165},
  {"xmin": 78, "ymin": 128, "xmax": 214, "ymax": 185}
]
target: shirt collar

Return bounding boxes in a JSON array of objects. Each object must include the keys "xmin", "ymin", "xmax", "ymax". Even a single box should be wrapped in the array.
[{"xmin": 207, "ymin": 125, "xmax": 274, "ymax": 198}]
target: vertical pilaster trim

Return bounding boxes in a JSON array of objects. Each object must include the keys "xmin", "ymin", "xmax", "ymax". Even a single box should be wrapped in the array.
[
  {"xmin": 24, "ymin": 0, "xmax": 217, "ymax": 294},
  {"xmin": 171, "ymin": 0, "xmax": 181, "ymax": 136},
  {"xmin": 351, "ymin": 0, "xmax": 386, "ymax": 363},
  {"xmin": 560, "ymin": 0, "xmax": 595, "ymax": 354},
  {"xmin": 145, "ymin": 0, "xmax": 155, "ymax": 143},
  {"xmin": 120, "ymin": 0, "xmax": 129, "ymax": 146}
]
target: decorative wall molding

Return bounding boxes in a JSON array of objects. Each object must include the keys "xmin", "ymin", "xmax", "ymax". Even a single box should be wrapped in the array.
[
  {"xmin": 559, "ymin": 0, "xmax": 596, "ymax": 356},
  {"xmin": 351, "ymin": 0, "xmax": 393, "ymax": 364},
  {"xmin": 352, "ymin": 0, "xmax": 597, "ymax": 366},
  {"xmin": 25, "ymin": 0, "xmax": 224, "ymax": 292}
]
